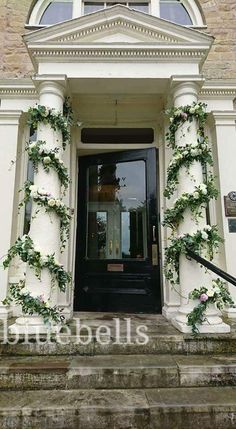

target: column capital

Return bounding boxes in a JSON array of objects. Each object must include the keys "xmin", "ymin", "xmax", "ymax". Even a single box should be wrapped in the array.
[
  {"xmin": 32, "ymin": 74, "xmax": 68, "ymax": 100},
  {"xmin": 0, "ymin": 110, "xmax": 22, "ymax": 125},
  {"xmin": 211, "ymin": 111, "xmax": 236, "ymax": 126}
]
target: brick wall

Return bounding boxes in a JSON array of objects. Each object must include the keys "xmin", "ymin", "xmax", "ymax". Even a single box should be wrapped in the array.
[{"xmin": 0, "ymin": 0, "xmax": 235, "ymax": 79}]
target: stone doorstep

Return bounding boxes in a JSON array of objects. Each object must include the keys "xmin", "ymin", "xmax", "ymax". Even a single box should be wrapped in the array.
[
  {"xmin": 0, "ymin": 387, "xmax": 235, "ymax": 429},
  {"xmin": 0, "ymin": 354, "xmax": 236, "ymax": 390}
]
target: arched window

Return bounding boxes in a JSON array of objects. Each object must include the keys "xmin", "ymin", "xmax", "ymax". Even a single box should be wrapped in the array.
[
  {"xmin": 40, "ymin": 1, "xmax": 73, "ymax": 25},
  {"xmin": 28, "ymin": 0, "xmax": 73, "ymax": 26},
  {"xmin": 160, "ymin": 0, "xmax": 192, "ymax": 25},
  {"xmin": 27, "ymin": 0, "xmax": 204, "ymax": 27}
]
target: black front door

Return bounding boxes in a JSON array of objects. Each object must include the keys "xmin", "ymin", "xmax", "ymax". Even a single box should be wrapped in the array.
[{"xmin": 74, "ymin": 148, "xmax": 161, "ymax": 313}]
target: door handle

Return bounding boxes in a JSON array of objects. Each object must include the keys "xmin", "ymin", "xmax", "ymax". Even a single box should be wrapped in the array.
[
  {"xmin": 109, "ymin": 240, "xmax": 113, "ymax": 255},
  {"xmin": 152, "ymin": 225, "xmax": 156, "ymax": 242},
  {"xmin": 115, "ymin": 240, "xmax": 119, "ymax": 256}
]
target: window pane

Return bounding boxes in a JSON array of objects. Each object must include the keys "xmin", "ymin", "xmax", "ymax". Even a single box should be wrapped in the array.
[
  {"xmin": 128, "ymin": 3, "xmax": 149, "ymax": 13},
  {"xmin": 40, "ymin": 1, "xmax": 73, "ymax": 25},
  {"xmin": 160, "ymin": 1, "xmax": 192, "ymax": 25},
  {"xmin": 84, "ymin": 2, "xmax": 104, "ymax": 14},
  {"xmin": 106, "ymin": 2, "xmax": 126, "ymax": 5},
  {"xmin": 86, "ymin": 160, "xmax": 147, "ymax": 259}
]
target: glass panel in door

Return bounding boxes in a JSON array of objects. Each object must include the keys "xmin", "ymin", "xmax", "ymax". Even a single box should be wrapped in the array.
[{"xmin": 86, "ymin": 160, "xmax": 147, "ymax": 259}]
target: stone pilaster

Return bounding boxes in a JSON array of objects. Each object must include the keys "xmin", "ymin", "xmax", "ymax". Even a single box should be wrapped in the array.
[{"xmin": 0, "ymin": 111, "xmax": 22, "ymax": 321}]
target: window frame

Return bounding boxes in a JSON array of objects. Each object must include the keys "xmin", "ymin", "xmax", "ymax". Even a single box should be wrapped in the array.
[{"xmin": 27, "ymin": 0, "xmax": 205, "ymax": 27}]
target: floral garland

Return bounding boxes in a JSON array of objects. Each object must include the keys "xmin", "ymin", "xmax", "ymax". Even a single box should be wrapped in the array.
[
  {"xmin": 27, "ymin": 100, "xmax": 73, "ymax": 150},
  {"xmin": 166, "ymin": 102, "xmax": 207, "ymax": 149},
  {"xmin": 3, "ymin": 100, "xmax": 73, "ymax": 326},
  {"xmin": 165, "ymin": 225, "xmax": 223, "ymax": 285},
  {"xmin": 3, "ymin": 280, "xmax": 64, "ymax": 325},
  {"xmin": 164, "ymin": 139, "xmax": 213, "ymax": 198},
  {"xmin": 20, "ymin": 182, "xmax": 71, "ymax": 250},
  {"xmin": 164, "ymin": 101, "xmax": 233, "ymax": 331},
  {"xmin": 26, "ymin": 140, "xmax": 70, "ymax": 191},
  {"xmin": 163, "ymin": 177, "xmax": 218, "ymax": 229},
  {"xmin": 187, "ymin": 279, "xmax": 234, "ymax": 334},
  {"xmin": 3, "ymin": 236, "xmax": 71, "ymax": 292}
]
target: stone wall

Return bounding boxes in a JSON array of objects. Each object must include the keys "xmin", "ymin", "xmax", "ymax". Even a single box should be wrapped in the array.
[{"xmin": 0, "ymin": 0, "xmax": 235, "ymax": 79}]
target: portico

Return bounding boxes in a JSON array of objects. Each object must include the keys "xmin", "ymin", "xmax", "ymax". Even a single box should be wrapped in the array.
[{"xmin": 0, "ymin": 5, "xmax": 236, "ymax": 334}]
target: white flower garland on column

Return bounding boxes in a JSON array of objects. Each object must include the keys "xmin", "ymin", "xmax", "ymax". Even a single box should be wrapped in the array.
[
  {"xmin": 164, "ymin": 102, "xmax": 233, "ymax": 333},
  {"xmin": 3, "ymin": 101, "xmax": 73, "ymax": 325}
]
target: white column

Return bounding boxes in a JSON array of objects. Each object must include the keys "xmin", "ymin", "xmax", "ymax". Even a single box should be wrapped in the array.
[
  {"xmin": 9, "ymin": 79, "xmax": 66, "ymax": 334},
  {"xmin": 170, "ymin": 80, "xmax": 230, "ymax": 333},
  {"xmin": 212, "ymin": 112, "xmax": 236, "ymax": 318},
  {"xmin": 0, "ymin": 111, "xmax": 22, "ymax": 320}
]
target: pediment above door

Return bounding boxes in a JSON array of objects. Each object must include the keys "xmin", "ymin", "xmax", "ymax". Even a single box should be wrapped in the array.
[{"xmin": 24, "ymin": 5, "xmax": 213, "ymax": 71}]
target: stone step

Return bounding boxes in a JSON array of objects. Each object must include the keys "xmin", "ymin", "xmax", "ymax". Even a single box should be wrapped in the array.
[
  {"xmin": 0, "ymin": 386, "xmax": 235, "ymax": 428},
  {"xmin": 1, "ymin": 315, "xmax": 236, "ymax": 356},
  {"xmin": 0, "ymin": 354, "xmax": 236, "ymax": 390},
  {"xmin": 1, "ymin": 333, "xmax": 236, "ymax": 356}
]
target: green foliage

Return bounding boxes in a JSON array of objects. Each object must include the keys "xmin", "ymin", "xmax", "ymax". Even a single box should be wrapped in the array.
[
  {"xmin": 187, "ymin": 279, "xmax": 234, "ymax": 334},
  {"xmin": 164, "ymin": 226, "xmax": 223, "ymax": 285},
  {"xmin": 3, "ymin": 236, "xmax": 71, "ymax": 292},
  {"xmin": 165, "ymin": 102, "xmax": 207, "ymax": 148},
  {"xmin": 164, "ymin": 139, "xmax": 213, "ymax": 198},
  {"xmin": 163, "ymin": 177, "xmax": 218, "ymax": 229},
  {"xmin": 20, "ymin": 182, "xmax": 71, "ymax": 250},
  {"xmin": 3, "ymin": 281, "xmax": 64, "ymax": 326},
  {"xmin": 27, "ymin": 104, "xmax": 72, "ymax": 150},
  {"xmin": 26, "ymin": 140, "xmax": 70, "ymax": 190}
]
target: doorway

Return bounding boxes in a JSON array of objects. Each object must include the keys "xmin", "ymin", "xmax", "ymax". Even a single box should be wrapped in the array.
[{"xmin": 74, "ymin": 148, "xmax": 161, "ymax": 313}]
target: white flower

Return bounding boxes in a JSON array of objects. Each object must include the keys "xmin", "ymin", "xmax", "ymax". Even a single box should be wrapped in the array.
[
  {"xmin": 182, "ymin": 195, "xmax": 188, "ymax": 201},
  {"xmin": 59, "ymin": 159, "xmax": 64, "ymax": 165},
  {"xmin": 191, "ymin": 149, "xmax": 198, "ymax": 156},
  {"xmin": 54, "ymin": 153, "xmax": 60, "ymax": 160},
  {"xmin": 43, "ymin": 156, "xmax": 51, "ymax": 165},
  {"xmin": 201, "ymin": 231, "xmax": 208, "ymax": 240},
  {"xmin": 183, "ymin": 150, "xmax": 188, "ymax": 156},
  {"xmin": 193, "ymin": 191, "xmax": 199, "ymax": 199},
  {"xmin": 42, "ymin": 106, "xmax": 50, "ymax": 117},
  {"xmin": 38, "ymin": 188, "xmax": 47, "ymax": 196},
  {"xmin": 204, "ymin": 225, "xmax": 212, "ymax": 231},
  {"xmin": 21, "ymin": 235, "xmax": 27, "ymax": 242},
  {"xmin": 29, "ymin": 185, "xmax": 38, "ymax": 193},
  {"xmin": 195, "ymin": 104, "xmax": 200, "ymax": 110},
  {"xmin": 189, "ymin": 107, "xmax": 195, "ymax": 114},
  {"xmin": 34, "ymin": 246, "xmax": 41, "ymax": 254},
  {"xmin": 31, "ymin": 191, "xmax": 38, "ymax": 198},
  {"xmin": 56, "ymin": 200, "xmax": 62, "ymax": 208},
  {"xmin": 191, "ymin": 142, "xmax": 198, "ymax": 148},
  {"xmin": 28, "ymin": 142, "xmax": 36, "ymax": 149},
  {"xmin": 170, "ymin": 117, "xmax": 174, "ymax": 123},
  {"xmin": 207, "ymin": 289, "xmax": 214, "ymax": 297},
  {"xmin": 48, "ymin": 199, "xmax": 56, "ymax": 207},
  {"xmin": 40, "ymin": 256, "xmax": 48, "ymax": 264},
  {"xmin": 199, "ymin": 184, "xmax": 207, "ymax": 195}
]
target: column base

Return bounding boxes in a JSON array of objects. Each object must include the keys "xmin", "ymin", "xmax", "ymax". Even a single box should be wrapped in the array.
[
  {"xmin": 8, "ymin": 316, "xmax": 60, "ymax": 335},
  {"xmin": 172, "ymin": 303, "xmax": 231, "ymax": 334},
  {"xmin": 223, "ymin": 307, "xmax": 236, "ymax": 319},
  {"xmin": 0, "ymin": 306, "xmax": 12, "ymax": 321},
  {"xmin": 162, "ymin": 304, "xmax": 179, "ymax": 320},
  {"xmin": 172, "ymin": 318, "xmax": 231, "ymax": 334}
]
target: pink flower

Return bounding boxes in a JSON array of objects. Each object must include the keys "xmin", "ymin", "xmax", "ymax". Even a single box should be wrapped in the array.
[
  {"xmin": 181, "ymin": 112, "xmax": 188, "ymax": 120},
  {"xmin": 199, "ymin": 293, "xmax": 208, "ymax": 302}
]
